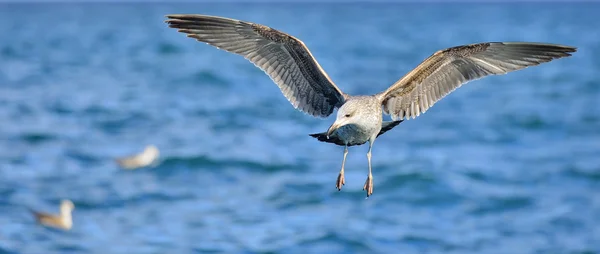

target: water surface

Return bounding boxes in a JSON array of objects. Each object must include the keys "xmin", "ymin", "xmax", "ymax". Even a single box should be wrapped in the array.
[{"xmin": 0, "ymin": 2, "xmax": 598, "ymax": 254}]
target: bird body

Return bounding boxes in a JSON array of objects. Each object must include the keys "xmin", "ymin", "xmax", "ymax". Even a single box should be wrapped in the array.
[
  {"xmin": 165, "ymin": 14, "xmax": 576, "ymax": 197},
  {"xmin": 31, "ymin": 200, "xmax": 74, "ymax": 231},
  {"xmin": 328, "ymin": 95, "xmax": 383, "ymax": 146},
  {"xmin": 115, "ymin": 145, "xmax": 160, "ymax": 170}
]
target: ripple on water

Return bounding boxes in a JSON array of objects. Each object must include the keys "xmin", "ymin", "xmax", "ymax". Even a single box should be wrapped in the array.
[
  {"xmin": 158, "ymin": 155, "xmax": 301, "ymax": 173},
  {"xmin": 563, "ymin": 165, "xmax": 600, "ymax": 183},
  {"xmin": 468, "ymin": 196, "xmax": 534, "ymax": 216},
  {"xmin": 18, "ymin": 133, "xmax": 57, "ymax": 145},
  {"xmin": 156, "ymin": 42, "xmax": 183, "ymax": 55}
]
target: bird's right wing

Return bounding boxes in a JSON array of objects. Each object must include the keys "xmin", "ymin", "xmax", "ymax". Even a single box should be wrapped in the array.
[
  {"xmin": 166, "ymin": 14, "xmax": 347, "ymax": 117},
  {"xmin": 379, "ymin": 42, "xmax": 576, "ymax": 120}
]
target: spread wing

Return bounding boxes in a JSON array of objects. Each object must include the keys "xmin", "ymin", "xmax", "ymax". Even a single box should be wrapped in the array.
[
  {"xmin": 379, "ymin": 42, "xmax": 576, "ymax": 120},
  {"xmin": 166, "ymin": 14, "xmax": 347, "ymax": 117}
]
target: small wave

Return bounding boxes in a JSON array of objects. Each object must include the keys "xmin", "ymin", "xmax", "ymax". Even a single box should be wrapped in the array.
[
  {"xmin": 54, "ymin": 244, "xmax": 88, "ymax": 253},
  {"xmin": 159, "ymin": 155, "xmax": 299, "ymax": 173},
  {"xmin": 581, "ymin": 114, "xmax": 600, "ymax": 125},
  {"xmin": 268, "ymin": 182, "xmax": 327, "ymax": 210},
  {"xmin": 463, "ymin": 170, "xmax": 515, "ymax": 185},
  {"xmin": 297, "ymin": 231, "xmax": 371, "ymax": 253},
  {"xmin": 47, "ymin": 102, "xmax": 74, "ymax": 115},
  {"xmin": 469, "ymin": 196, "xmax": 533, "ymax": 215},
  {"xmin": 73, "ymin": 191, "xmax": 194, "ymax": 211},
  {"xmin": 19, "ymin": 133, "xmax": 56, "ymax": 144},
  {"xmin": 402, "ymin": 235, "xmax": 454, "ymax": 250},
  {"xmin": 1, "ymin": 46, "xmax": 18, "ymax": 58},
  {"xmin": 381, "ymin": 171, "xmax": 437, "ymax": 186},
  {"xmin": 82, "ymin": 105, "xmax": 116, "ymax": 116},
  {"xmin": 501, "ymin": 114, "xmax": 551, "ymax": 131},
  {"xmin": 0, "ymin": 246, "xmax": 18, "ymax": 254},
  {"xmin": 156, "ymin": 42, "xmax": 182, "ymax": 55},
  {"xmin": 563, "ymin": 166, "xmax": 600, "ymax": 182},
  {"xmin": 120, "ymin": 192, "xmax": 195, "ymax": 206},
  {"xmin": 192, "ymin": 70, "xmax": 230, "ymax": 87},
  {"xmin": 94, "ymin": 112, "xmax": 153, "ymax": 134},
  {"xmin": 65, "ymin": 150, "xmax": 102, "ymax": 165}
]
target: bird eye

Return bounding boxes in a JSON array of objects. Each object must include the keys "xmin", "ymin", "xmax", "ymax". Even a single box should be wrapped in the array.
[{"xmin": 344, "ymin": 114, "xmax": 351, "ymax": 117}]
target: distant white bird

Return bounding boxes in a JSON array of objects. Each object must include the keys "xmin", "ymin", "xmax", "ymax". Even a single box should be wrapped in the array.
[
  {"xmin": 166, "ymin": 14, "xmax": 576, "ymax": 197},
  {"xmin": 115, "ymin": 145, "xmax": 160, "ymax": 170},
  {"xmin": 30, "ymin": 199, "xmax": 74, "ymax": 231}
]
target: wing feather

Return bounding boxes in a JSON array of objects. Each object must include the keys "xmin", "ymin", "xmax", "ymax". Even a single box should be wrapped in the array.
[
  {"xmin": 166, "ymin": 14, "xmax": 347, "ymax": 117},
  {"xmin": 379, "ymin": 42, "xmax": 576, "ymax": 120}
]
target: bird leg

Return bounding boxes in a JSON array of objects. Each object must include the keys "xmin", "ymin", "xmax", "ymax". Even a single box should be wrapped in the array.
[
  {"xmin": 336, "ymin": 145, "xmax": 348, "ymax": 191},
  {"xmin": 363, "ymin": 144, "xmax": 374, "ymax": 197}
]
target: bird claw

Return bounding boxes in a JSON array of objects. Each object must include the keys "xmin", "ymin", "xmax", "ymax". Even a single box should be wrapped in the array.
[
  {"xmin": 336, "ymin": 171, "xmax": 345, "ymax": 191},
  {"xmin": 363, "ymin": 175, "xmax": 373, "ymax": 197}
]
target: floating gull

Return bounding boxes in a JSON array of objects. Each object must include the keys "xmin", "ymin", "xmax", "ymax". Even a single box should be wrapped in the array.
[
  {"xmin": 115, "ymin": 145, "xmax": 160, "ymax": 170},
  {"xmin": 165, "ymin": 14, "xmax": 576, "ymax": 197},
  {"xmin": 30, "ymin": 199, "xmax": 74, "ymax": 230}
]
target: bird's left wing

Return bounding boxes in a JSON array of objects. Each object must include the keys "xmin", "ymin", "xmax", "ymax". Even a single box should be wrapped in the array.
[{"xmin": 378, "ymin": 42, "xmax": 576, "ymax": 120}]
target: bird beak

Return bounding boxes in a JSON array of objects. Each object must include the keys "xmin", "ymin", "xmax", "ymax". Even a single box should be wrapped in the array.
[{"xmin": 326, "ymin": 120, "xmax": 346, "ymax": 139}]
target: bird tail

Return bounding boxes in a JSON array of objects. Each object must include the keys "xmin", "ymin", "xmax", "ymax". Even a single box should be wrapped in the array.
[
  {"xmin": 309, "ymin": 120, "xmax": 403, "ymax": 146},
  {"xmin": 309, "ymin": 132, "xmax": 347, "ymax": 146},
  {"xmin": 27, "ymin": 207, "xmax": 43, "ymax": 222},
  {"xmin": 377, "ymin": 120, "xmax": 403, "ymax": 137}
]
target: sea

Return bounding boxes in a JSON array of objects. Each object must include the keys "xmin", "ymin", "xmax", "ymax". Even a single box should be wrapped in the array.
[{"xmin": 0, "ymin": 2, "xmax": 598, "ymax": 254}]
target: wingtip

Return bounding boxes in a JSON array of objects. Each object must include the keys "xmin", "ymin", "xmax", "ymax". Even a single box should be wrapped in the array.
[
  {"xmin": 557, "ymin": 44, "xmax": 577, "ymax": 53},
  {"xmin": 560, "ymin": 45, "xmax": 578, "ymax": 58},
  {"xmin": 165, "ymin": 14, "xmax": 186, "ymax": 19},
  {"xmin": 164, "ymin": 14, "xmax": 180, "ymax": 21},
  {"xmin": 164, "ymin": 14, "xmax": 195, "ymax": 23},
  {"xmin": 501, "ymin": 42, "xmax": 578, "ymax": 51},
  {"xmin": 164, "ymin": 18, "xmax": 178, "ymax": 25}
]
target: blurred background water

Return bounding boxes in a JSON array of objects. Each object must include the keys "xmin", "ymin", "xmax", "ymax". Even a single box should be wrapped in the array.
[{"xmin": 0, "ymin": 2, "xmax": 598, "ymax": 254}]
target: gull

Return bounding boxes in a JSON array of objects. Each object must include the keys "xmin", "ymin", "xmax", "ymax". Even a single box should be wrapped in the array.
[
  {"xmin": 30, "ymin": 199, "xmax": 74, "ymax": 231},
  {"xmin": 165, "ymin": 14, "xmax": 576, "ymax": 197},
  {"xmin": 115, "ymin": 145, "xmax": 160, "ymax": 170}
]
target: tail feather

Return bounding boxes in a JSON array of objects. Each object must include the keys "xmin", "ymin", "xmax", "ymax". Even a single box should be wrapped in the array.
[
  {"xmin": 378, "ymin": 120, "xmax": 403, "ymax": 137},
  {"xmin": 309, "ymin": 133, "xmax": 348, "ymax": 146},
  {"xmin": 309, "ymin": 120, "xmax": 403, "ymax": 146}
]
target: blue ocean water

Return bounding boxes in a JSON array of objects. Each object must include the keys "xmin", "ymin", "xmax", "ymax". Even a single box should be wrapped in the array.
[{"xmin": 0, "ymin": 2, "xmax": 599, "ymax": 254}]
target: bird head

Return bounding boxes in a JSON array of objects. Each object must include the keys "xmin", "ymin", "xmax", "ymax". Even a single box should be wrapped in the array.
[
  {"xmin": 326, "ymin": 100, "xmax": 361, "ymax": 138},
  {"xmin": 144, "ymin": 145, "xmax": 159, "ymax": 157},
  {"xmin": 60, "ymin": 200, "xmax": 75, "ymax": 214}
]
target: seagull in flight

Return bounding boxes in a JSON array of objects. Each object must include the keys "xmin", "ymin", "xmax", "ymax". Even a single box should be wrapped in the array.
[{"xmin": 165, "ymin": 14, "xmax": 576, "ymax": 197}]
